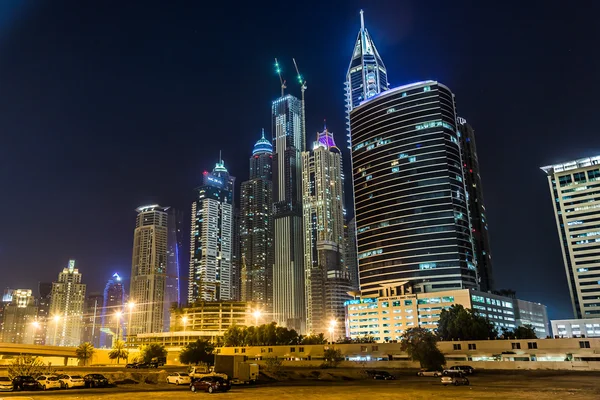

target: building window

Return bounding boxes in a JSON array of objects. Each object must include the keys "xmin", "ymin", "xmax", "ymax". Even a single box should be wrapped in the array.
[
  {"xmin": 268, "ymin": 348, "xmax": 273, "ymax": 353},
  {"xmin": 234, "ymin": 348, "xmax": 239, "ymax": 354},
  {"xmin": 361, "ymin": 346, "xmax": 367, "ymax": 352},
  {"xmin": 299, "ymin": 347, "xmax": 304, "ymax": 353},
  {"xmin": 453, "ymin": 344, "xmax": 461, "ymax": 351},
  {"xmin": 261, "ymin": 348, "xmax": 265, "ymax": 353},
  {"xmin": 241, "ymin": 348, "xmax": 246, "ymax": 353},
  {"xmin": 372, "ymin": 346, "xmax": 379, "ymax": 351},
  {"xmin": 468, "ymin": 343, "xmax": 476, "ymax": 350},
  {"xmin": 404, "ymin": 300, "xmax": 413, "ymax": 306},
  {"xmin": 527, "ymin": 342, "xmax": 537, "ymax": 349},
  {"xmin": 511, "ymin": 343, "xmax": 521, "ymax": 350},
  {"xmin": 290, "ymin": 347, "xmax": 296, "ymax": 353},
  {"xmin": 580, "ymin": 341, "xmax": 591, "ymax": 349}
]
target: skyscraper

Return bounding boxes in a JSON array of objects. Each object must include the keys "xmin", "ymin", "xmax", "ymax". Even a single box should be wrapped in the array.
[
  {"xmin": 130, "ymin": 205, "xmax": 168, "ymax": 334},
  {"xmin": 272, "ymin": 94, "xmax": 306, "ymax": 332},
  {"xmin": 457, "ymin": 118, "xmax": 494, "ymax": 292},
  {"xmin": 240, "ymin": 130, "xmax": 274, "ymax": 315},
  {"xmin": 189, "ymin": 159, "xmax": 235, "ymax": 303},
  {"xmin": 165, "ymin": 207, "xmax": 184, "ymax": 329},
  {"xmin": 0, "ymin": 289, "xmax": 37, "ymax": 344},
  {"xmin": 350, "ymin": 81, "xmax": 477, "ymax": 297},
  {"xmin": 302, "ymin": 126, "xmax": 351, "ymax": 333},
  {"xmin": 345, "ymin": 217, "xmax": 360, "ymax": 291},
  {"xmin": 48, "ymin": 260, "xmax": 86, "ymax": 346},
  {"xmin": 35, "ymin": 283, "xmax": 53, "ymax": 345},
  {"xmin": 83, "ymin": 292, "xmax": 103, "ymax": 347},
  {"xmin": 345, "ymin": 10, "xmax": 388, "ymax": 148},
  {"xmin": 100, "ymin": 273, "xmax": 124, "ymax": 347},
  {"xmin": 541, "ymin": 156, "xmax": 600, "ymax": 319}
]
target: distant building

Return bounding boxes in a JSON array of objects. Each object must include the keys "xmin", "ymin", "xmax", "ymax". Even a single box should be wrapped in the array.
[
  {"xmin": 100, "ymin": 273, "xmax": 124, "ymax": 347},
  {"xmin": 513, "ymin": 299, "xmax": 549, "ymax": 338},
  {"xmin": 344, "ymin": 218, "xmax": 359, "ymax": 291},
  {"xmin": 48, "ymin": 260, "xmax": 86, "ymax": 346},
  {"xmin": 165, "ymin": 208, "xmax": 184, "ymax": 330},
  {"xmin": 130, "ymin": 205, "xmax": 168, "ymax": 334},
  {"xmin": 0, "ymin": 289, "xmax": 38, "ymax": 344},
  {"xmin": 551, "ymin": 318, "xmax": 600, "ymax": 338},
  {"xmin": 541, "ymin": 156, "xmax": 600, "ymax": 319},
  {"xmin": 83, "ymin": 292, "xmax": 103, "ymax": 347},
  {"xmin": 34, "ymin": 283, "xmax": 52, "ymax": 345},
  {"xmin": 189, "ymin": 158, "xmax": 235, "ymax": 303},
  {"xmin": 0, "ymin": 289, "xmax": 14, "ymax": 338}
]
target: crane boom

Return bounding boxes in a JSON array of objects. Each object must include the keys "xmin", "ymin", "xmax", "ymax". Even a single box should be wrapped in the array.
[
  {"xmin": 274, "ymin": 58, "xmax": 286, "ymax": 97},
  {"xmin": 292, "ymin": 58, "xmax": 307, "ymax": 151}
]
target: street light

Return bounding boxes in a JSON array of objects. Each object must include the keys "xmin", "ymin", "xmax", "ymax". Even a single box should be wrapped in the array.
[
  {"xmin": 252, "ymin": 310, "xmax": 262, "ymax": 327},
  {"xmin": 114, "ymin": 311, "xmax": 123, "ymax": 343},
  {"xmin": 329, "ymin": 319, "xmax": 337, "ymax": 345},
  {"xmin": 328, "ymin": 327, "xmax": 334, "ymax": 345},
  {"xmin": 182, "ymin": 316, "xmax": 188, "ymax": 346},
  {"xmin": 126, "ymin": 301, "xmax": 135, "ymax": 341},
  {"xmin": 53, "ymin": 315, "xmax": 61, "ymax": 346}
]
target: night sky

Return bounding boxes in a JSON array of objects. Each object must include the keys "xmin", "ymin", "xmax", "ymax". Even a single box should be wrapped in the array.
[{"xmin": 2, "ymin": 0, "xmax": 599, "ymax": 320}]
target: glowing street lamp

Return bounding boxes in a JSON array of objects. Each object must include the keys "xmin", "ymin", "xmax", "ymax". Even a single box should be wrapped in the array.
[
  {"xmin": 52, "ymin": 315, "xmax": 61, "ymax": 346},
  {"xmin": 329, "ymin": 319, "xmax": 337, "ymax": 345},
  {"xmin": 182, "ymin": 316, "xmax": 189, "ymax": 345},
  {"xmin": 252, "ymin": 310, "xmax": 262, "ymax": 327},
  {"xmin": 126, "ymin": 301, "xmax": 135, "ymax": 340},
  {"xmin": 114, "ymin": 311, "xmax": 123, "ymax": 342}
]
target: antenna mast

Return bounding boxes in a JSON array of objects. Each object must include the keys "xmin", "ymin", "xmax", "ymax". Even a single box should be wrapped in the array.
[
  {"xmin": 292, "ymin": 58, "xmax": 307, "ymax": 150},
  {"xmin": 274, "ymin": 58, "xmax": 286, "ymax": 97}
]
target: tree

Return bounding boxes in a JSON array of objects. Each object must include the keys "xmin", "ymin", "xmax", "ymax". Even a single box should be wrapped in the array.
[
  {"xmin": 140, "ymin": 343, "xmax": 167, "ymax": 364},
  {"xmin": 502, "ymin": 325, "xmax": 537, "ymax": 339},
  {"xmin": 8, "ymin": 355, "xmax": 53, "ymax": 379},
  {"xmin": 108, "ymin": 340, "xmax": 129, "ymax": 364},
  {"xmin": 264, "ymin": 357, "xmax": 283, "ymax": 373},
  {"xmin": 321, "ymin": 348, "xmax": 343, "ymax": 368},
  {"xmin": 437, "ymin": 304, "xmax": 498, "ymax": 341},
  {"xmin": 76, "ymin": 342, "xmax": 95, "ymax": 366},
  {"xmin": 180, "ymin": 339, "xmax": 215, "ymax": 365},
  {"xmin": 223, "ymin": 325, "xmax": 245, "ymax": 347},
  {"xmin": 302, "ymin": 333, "xmax": 327, "ymax": 345},
  {"xmin": 400, "ymin": 327, "xmax": 446, "ymax": 370}
]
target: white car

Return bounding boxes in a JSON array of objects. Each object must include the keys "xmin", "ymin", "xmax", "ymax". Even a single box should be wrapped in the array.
[
  {"xmin": 166, "ymin": 372, "xmax": 191, "ymax": 385},
  {"xmin": 0, "ymin": 376, "xmax": 13, "ymax": 391},
  {"xmin": 37, "ymin": 375, "xmax": 61, "ymax": 390},
  {"xmin": 417, "ymin": 369, "xmax": 442, "ymax": 377},
  {"xmin": 58, "ymin": 374, "xmax": 85, "ymax": 389}
]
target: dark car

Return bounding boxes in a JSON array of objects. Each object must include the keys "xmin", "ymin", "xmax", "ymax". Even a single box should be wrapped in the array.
[
  {"xmin": 12, "ymin": 376, "xmax": 40, "ymax": 391},
  {"xmin": 444, "ymin": 365, "xmax": 475, "ymax": 375},
  {"xmin": 84, "ymin": 374, "xmax": 109, "ymax": 388},
  {"xmin": 190, "ymin": 376, "xmax": 230, "ymax": 394},
  {"xmin": 441, "ymin": 373, "xmax": 470, "ymax": 386},
  {"xmin": 366, "ymin": 370, "xmax": 396, "ymax": 380}
]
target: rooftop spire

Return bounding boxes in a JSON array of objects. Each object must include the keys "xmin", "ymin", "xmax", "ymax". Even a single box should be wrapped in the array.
[{"xmin": 360, "ymin": 9, "xmax": 364, "ymax": 30}]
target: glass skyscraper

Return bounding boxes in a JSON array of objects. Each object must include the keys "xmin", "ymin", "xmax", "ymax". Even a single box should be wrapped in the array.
[{"xmin": 350, "ymin": 81, "xmax": 478, "ymax": 297}]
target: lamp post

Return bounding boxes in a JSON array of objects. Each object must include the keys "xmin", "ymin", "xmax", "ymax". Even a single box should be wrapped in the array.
[
  {"xmin": 127, "ymin": 301, "xmax": 135, "ymax": 342},
  {"xmin": 53, "ymin": 315, "xmax": 61, "ymax": 346},
  {"xmin": 114, "ymin": 311, "xmax": 123, "ymax": 345},
  {"xmin": 31, "ymin": 321, "xmax": 40, "ymax": 344},
  {"xmin": 329, "ymin": 319, "xmax": 337, "ymax": 345},
  {"xmin": 182, "ymin": 316, "xmax": 188, "ymax": 346},
  {"xmin": 252, "ymin": 310, "xmax": 262, "ymax": 327}
]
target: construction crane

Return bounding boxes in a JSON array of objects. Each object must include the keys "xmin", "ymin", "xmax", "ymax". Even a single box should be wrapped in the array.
[
  {"xmin": 274, "ymin": 58, "xmax": 286, "ymax": 97},
  {"xmin": 292, "ymin": 58, "xmax": 307, "ymax": 149}
]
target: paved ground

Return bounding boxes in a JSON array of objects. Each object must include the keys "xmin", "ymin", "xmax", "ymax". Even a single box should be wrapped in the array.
[{"xmin": 1, "ymin": 371, "xmax": 599, "ymax": 400}]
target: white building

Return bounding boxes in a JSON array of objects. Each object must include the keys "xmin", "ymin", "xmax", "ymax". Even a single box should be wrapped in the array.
[
  {"xmin": 48, "ymin": 260, "xmax": 86, "ymax": 346},
  {"xmin": 552, "ymin": 318, "xmax": 600, "ymax": 338},
  {"xmin": 0, "ymin": 289, "xmax": 37, "ymax": 344}
]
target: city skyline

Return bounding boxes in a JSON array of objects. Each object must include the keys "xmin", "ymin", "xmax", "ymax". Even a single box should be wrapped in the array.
[{"xmin": 2, "ymin": 1, "xmax": 599, "ymax": 322}]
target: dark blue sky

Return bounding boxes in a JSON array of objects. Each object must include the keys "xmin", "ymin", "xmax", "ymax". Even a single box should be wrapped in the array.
[{"xmin": 1, "ymin": 0, "xmax": 599, "ymax": 320}]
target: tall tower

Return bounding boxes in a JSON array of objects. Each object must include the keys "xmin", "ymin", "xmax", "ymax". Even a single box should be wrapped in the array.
[
  {"xmin": 541, "ymin": 156, "xmax": 600, "ymax": 319},
  {"xmin": 48, "ymin": 260, "xmax": 86, "ymax": 346},
  {"xmin": 272, "ymin": 94, "xmax": 306, "ymax": 332},
  {"xmin": 240, "ymin": 130, "xmax": 274, "ymax": 315},
  {"xmin": 0, "ymin": 289, "xmax": 37, "ymax": 344},
  {"xmin": 457, "ymin": 118, "xmax": 494, "ymax": 292},
  {"xmin": 130, "ymin": 205, "xmax": 168, "ymax": 334},
  {"xmin": 345, "ymin": 217, "xmax": 360, "ymax": 291},
  {"xmin": 165, "ymin": 207, "xmax": 184, "ymax": 328},
  {"xmin": 100, "ymin": 273, "xmax": 124, "ymax": 347},
  {"xmin": 189, "ymin": 158, "xmax": 235, "ymax": 303},
  {"xmin": 345, "ymin": 10, "xmax": 389, "ymax": 148},
  {"xmin": 350, "ymin": 81, "xmax": 478, "ymax": 297},
  {"xmin": 302, "ymin": 126, "xmax": 350, "ymax": 333}
]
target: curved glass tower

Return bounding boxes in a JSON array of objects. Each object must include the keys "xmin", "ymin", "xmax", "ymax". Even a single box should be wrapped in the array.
[{"xmin": 350, "ymin": 81, "xmax": 478, "ymax": 296}]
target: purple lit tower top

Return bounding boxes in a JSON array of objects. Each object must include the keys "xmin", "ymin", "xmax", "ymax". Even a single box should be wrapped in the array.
[{"xmin": 313, "ymin": 122, "xmax": 340, "ymax": 153}]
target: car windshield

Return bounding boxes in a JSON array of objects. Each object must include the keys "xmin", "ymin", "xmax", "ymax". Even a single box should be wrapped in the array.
[
  {"xmin": 72, "ymin": 376, "xmax": 82, "ymax": 379},
  {"xmin": 0, "ymin": 377, "xmax": 10, "ymax": 381},
  {"xmin": 48, "ymin": 377, "xmax": 59, "ymax": 381},
  {"xmin": 179, "ymin": 373, "xmax": 189, "ymax": 376}
]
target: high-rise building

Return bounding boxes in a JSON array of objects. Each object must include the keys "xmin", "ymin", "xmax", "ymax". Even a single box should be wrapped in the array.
[
  {"xmin": 345, "ymin": 217, "xmax": 360, "ymax": 291},
  {"xmin": 0, "ymin": 289, "xmax": 38, "ymax": 344},
  {"xmin": 48, "ymin": 260, "xmax": 86, "ymax": 346},
  {"xmin": 231, "ymin": 208, "xmax": 241, "ymax": 301},
  {"xmin": 34, "ymin": 283, "xmax": 53, "ymax": 345},
  {"xmin": 345, "ymin": 10, "xmax": 388, "ymax": 148},
  {"xmin": 100, "ymin": 273, "xmax": 124, "ymax": 347},
  {"xmin": 189, "ymin": 159, "xmax": 235, "ymax": 303},
  {"xmin": 541, "ymin": 156, "xmax": 600, "ymax": 319},
  {"xmin": 130, "ymin": 205, "xmax": 168, "ymax": 334},
  {"xmin": 350, "ymin": 81, "xmax": 478, "ymax": 297},
  {"xmin": 272, "ymin": 94, "xmax": 306, "ymax": 332},
  {"xmin": 83, "ymin": 292, "xmax": 103, "ymax": 347},
  {"xmin": 240, "ymin": 131, "xmax": 274, "ymax": 315},
  {"xmin": 457, "ymin": 118, "xmax": 494, "ymax": 292},
  {"xmin": 165, "ymin": 207, "xmax": 184, "ymax": 330},
  {"xmin": 0, "ymin": 289, "xmax": 14, "ymax": 338},
  {"xmin": 302, "ymin": 126, "xmax": 351, "ymax": 333}
]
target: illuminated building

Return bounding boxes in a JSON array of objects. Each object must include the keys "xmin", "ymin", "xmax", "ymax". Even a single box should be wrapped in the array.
[
  {"xmin": 302, "ymin": 126, "xmax": 351, "ymax": 333},
  {"xmin": 272, "ymin": 94, "xmax": 306, "ymax": 332},
  {"xmin": 541, "ymin": 156, "xmax": 600, "ymax": 319},
  {"xmin": 82, "ymin": 292, "xmax": 103, "ymax": 347},
  {"xmin": 350, "ymin": 81, "xmax": 478, "ymax": 297},
  {"xmin": 240, "ymin": 130, "xmax": 274, "ymax": 315},
  {"xmin": 457, "ymin": 118, "xmax": 494, "ymax": 291},
  {"xmin": 130, "ymin": 205, "xmax": 168, "ymax": 334},
  {"xmin": 189, "ymin": 158, "xmax": 235, "ymax": 303},
  {"xmin": 345, "ymin": 217, "xmax": 360, "ymax": 291},
  {"xmin": 0, "ymin": 289, "xmax": 37, "ymax": 344},
  {"xmin": 100, "ymin": 273, "xmax": 124, "ymax": 347},
  {"xmin": 48, "ymin": 260, "xmax": 86, "ymax": 346},
  {"xmin": 34, "ymin": 283, "xmax": 52, "ymax": 345},
  {"xmin": 345, "ymin": 10, "xmax": 389, "ymax": 148},
  {"xmin": 165, "ymin": 207, "xmax": 184, "ymax": 327}
]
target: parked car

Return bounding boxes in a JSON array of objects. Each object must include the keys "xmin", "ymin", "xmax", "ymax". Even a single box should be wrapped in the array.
[
  {"xmin": 417, "ymin": 369, "xmax": 443, "ymax": 377},
  {"xmin": 190, "ymin": 376, "xmax": 230, "ymax": 393},
  {"xmin": 83, "ymin": 374, "xmax": 109, "ymax": 388},
  {"xmin": 441, "ymin": 373, "xmax": 470, "ymax": 386},
  {"xmin": 443, "ymin": 365, "xmax": 475, "ymax": 375},
  {"xmin": 36, "ymin": 375, "xmax": 61, "ymax": 391},
  {"xmin": 368, "ymin": 370, "xmax": 395, "ymax": 380},
  {"xmin": 58, "ymin": 374, "xmax": 85, "ymax": 389},
  {"xmin": 167, "ymin": 372, "xmax": 191, "ymax": 385},
  {"xmin": 0, "ymin": 376, "xmax": 13, "ymax": 392},
  {"xmin": 12, "ymin": 376, "xmax": 40, "ymax": 391}
]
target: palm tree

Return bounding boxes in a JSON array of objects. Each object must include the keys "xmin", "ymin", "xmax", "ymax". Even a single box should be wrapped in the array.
[
  {"xmin": 75, "ymin": 342, "xmax": 95, "ymax": 366},
  {"xmin": 108, "ymin": 340, "xmax": 129, "ymax": 365}
]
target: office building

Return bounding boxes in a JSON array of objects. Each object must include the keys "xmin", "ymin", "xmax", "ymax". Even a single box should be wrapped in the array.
[
  {"xmin": 272, "ymin": 94, "xmax": 306, "ymax": 332},
  {"xmin": 552, "ymin": 318, "xmax": 600, "ymax": 338},
  {"xmin": 48, "ymin": 260, "xmax": 86, "ymax": 346},
  {"xmin": 541, "ymin": 156, "xmax": 600, "ymax": 319},
  {"xmin": 240, "ymin": 130, "xmax": 274, "ymax": 315},
  {"xmin": 302, "ymin": 126, "xmax": 351, "ymax": 333},
  {"xmin": 514, "ymin": 299, "xmax": 550, "ymax": 338},
  {"xmin": 34, "ymin": 283, "xmax": 52, "ymax": 345},
  {"xmin": 165, "ymin": 207, "xmax": 184, "ymax": 329},
  {"xmin": 83, "ymin": 292, "xmax": 103, "ymax": 347},
  {"xmin": 231, "ymin": 208, "xmax": 241, "ymax": 301},
  {"xmin": 130, "ymin": 205, "xmax": 168, "ymax": 334},
  {"xmin": 171, "ymin": 301, "xmax": 252, "ymax": 334},
  {"xmin": 189, "ymin": 159, "xmax": 235, "ymax": 303},
  {"xmin": 0, "ymin": 289, "xmax": 13, "ymax": 338},
  {"xmin": 350, "ymin": 81, "xmax": 477, "ymax": 297},
  {"xmin": 0, "ymin": 289, "xmax": 38, "ymax": 344},
  {"xmin": 100, "ymin": 273, "xmax": 124, "ymax": 347},
  {"xmin": 456, "ymin": 118, "xmax": 494, "ymax": 291},
  {"xmin": 345, "ymin": 217, "xmax": 360, "ymax": 291}
]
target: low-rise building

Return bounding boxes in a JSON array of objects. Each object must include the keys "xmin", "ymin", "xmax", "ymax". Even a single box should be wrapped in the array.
[
  {"xmin": 514, "ymin": 299, "xmax": 550, "ymax": 337},
  {"xmin": 552, "ymin": 318, "xmax": 600, "ymax": 338},
  {"xmin": 171, "ymin": 301, "xmax": 252, "ymax": 332}
]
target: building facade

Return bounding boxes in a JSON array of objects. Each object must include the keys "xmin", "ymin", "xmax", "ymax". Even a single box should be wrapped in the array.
[
  {"xmin": 189, "ymin": 160, "xmax": 235, "ymax": 303},
  {"xmin": 165, "ymin": 207, "xmax": 184, "ymax": 329},
  {"xmin": 541, "ymin": 156, "xmax": 600, "ymax": 319},
  {"xmin": 350, "ymin": 81, "xmax": 478, "ymax": 297},
  {"xmin": 272, "ymin": 94, "xmax": 306, "ymax": 332},
  {"xmin": 345, "ymin": 217, "xmax": 360, "ymax": 291},
  {"xmin": 240, "ymin": 131, "xmax": 274, "ymax": 315},
  {"xmin": 552, "ymin": 318, "xmax": 600, "ymax": 338},
  {"xmin": 48, "ymin": 260, "xmax": 86, "ymax": 346},
  {"xmin": 35, "ymin": 283, "xmax": 53, "ymax": 345},
  {"xmin": 302, "ymin": 127, "xmax": 351, "ymax": 333},
  {"xmin": 0, "ymin": 289, "xmax": 38, "ymax": 344},
  {"xmin": 82, "ymin": 292, "xmax": 103, "ymax": 348},
  {"xmin": 130, "ymin": 205, "xmax": 168, "ymax": 334},
  {"xmin": 457, "ymin": 118, "xmax": 494, "ymax": 292},
  {"xmin": 100, "ymin": 273, "xmax": 124, "ymax": 347}
]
